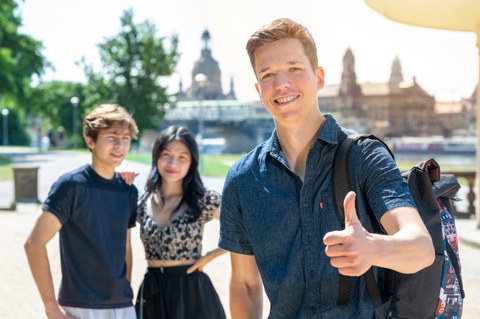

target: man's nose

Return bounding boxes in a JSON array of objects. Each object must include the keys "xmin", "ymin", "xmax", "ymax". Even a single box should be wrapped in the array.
[
  {"xmin": 275, "ymin": 72, "xmax": 292, "ymax": 90},
  {"xmin": 114, "ymin": 139, "xmax": 129, "ymax": 147}
]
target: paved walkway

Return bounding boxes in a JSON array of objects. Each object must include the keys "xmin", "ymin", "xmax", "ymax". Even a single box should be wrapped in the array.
[{"xmin": 0, "ymin": 147, "xmax": 479, "ymax": 318}]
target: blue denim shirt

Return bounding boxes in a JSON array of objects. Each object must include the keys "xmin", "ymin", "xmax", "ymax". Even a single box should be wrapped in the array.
[{"xmin": 219, "ymin": 115, "xmax": 415, "ymax": 319}]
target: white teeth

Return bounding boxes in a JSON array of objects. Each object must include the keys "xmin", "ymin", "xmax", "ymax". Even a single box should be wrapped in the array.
[{"xmin": 276, "ymin": 95, "xmax": 296, "ymax": 104}]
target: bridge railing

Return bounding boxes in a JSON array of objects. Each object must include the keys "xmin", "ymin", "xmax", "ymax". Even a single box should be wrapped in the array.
[{"xmin": 165, "ymin": 101, "xmax": 256, "ymax": 122}]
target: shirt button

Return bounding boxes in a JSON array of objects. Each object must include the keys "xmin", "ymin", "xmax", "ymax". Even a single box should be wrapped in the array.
[
  {"xmin": 309, "ymin": 270, "xmax": 314, "ymax": 277},
  {"xmin": 307, "ymin": 235, "xmax": 312, "ymax": 241},
  {"xmin": 303, "ymin": 202, "xmax": 308, "ymax": 208},
  {"xmin": 310, "ymin": 306, "xmax": 316, "ymax": 314}
]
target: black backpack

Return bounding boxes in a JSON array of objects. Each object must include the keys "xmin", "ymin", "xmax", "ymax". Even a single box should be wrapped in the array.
[{"xmin": 333, "ymin": 134, "xmax": 465, "ymax": 319}]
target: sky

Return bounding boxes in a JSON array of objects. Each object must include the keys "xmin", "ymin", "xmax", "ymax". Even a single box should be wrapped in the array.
[{"xmin": 18, "ymin": 0, "xmax": 478, "ymax": 103}]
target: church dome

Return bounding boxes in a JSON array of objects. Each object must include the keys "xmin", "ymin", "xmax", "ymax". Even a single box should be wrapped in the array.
[{"xmin": 189, "ymin": 30, "xmax": 224, "ymax": 100}]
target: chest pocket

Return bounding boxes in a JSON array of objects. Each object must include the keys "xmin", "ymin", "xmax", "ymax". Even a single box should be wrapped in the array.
[{"xmin": 314, "ymin": 189, "xmax": 343, "ymax": 235}]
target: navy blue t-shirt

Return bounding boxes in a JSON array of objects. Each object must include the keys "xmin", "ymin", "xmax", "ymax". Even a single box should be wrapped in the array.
[{"xmin": 42, "ymin": 164, "xmax": 138, "ymax": 309}]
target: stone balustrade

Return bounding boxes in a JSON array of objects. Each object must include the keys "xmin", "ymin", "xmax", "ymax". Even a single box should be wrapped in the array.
[{"xmin": 442, "ymin": 169, "xmax": 476, "ymax": 219}]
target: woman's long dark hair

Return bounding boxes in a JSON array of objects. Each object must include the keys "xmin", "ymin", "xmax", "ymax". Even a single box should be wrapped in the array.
[{"xmin": 139, "ymin": 125, "xmax": 205, "ymax": 221}]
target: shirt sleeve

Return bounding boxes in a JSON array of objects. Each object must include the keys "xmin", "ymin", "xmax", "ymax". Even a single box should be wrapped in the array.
[
  {"xmin": 198, "ymin": 189, "xmax": 221, "ymax": 223},
  {"xmin": 355, "ymin": 138, "xmax": 416, "ymax": 222},
  {"xmin": 218, "ymin": 169, "xmax": 254, "ymax": 255},
  {"xmin": 41, "ymin": 178, "xmax": 74, "ymax": 225},
  {"xmin": 128, "ymin": 186, "xmax": 138, "ymax": 228}
]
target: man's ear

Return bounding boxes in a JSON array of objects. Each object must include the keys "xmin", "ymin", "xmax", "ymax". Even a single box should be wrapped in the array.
[
  {"xmin": 316, "ymin": 66, "xmax": 325, "ymax": 90},
  {"xmin": 84, "ymin": 136, "xmax": 94, "ymax": 150},
  {"xmin": 255, "ymin": 82, "xmax": 260, "ymax": 95}
]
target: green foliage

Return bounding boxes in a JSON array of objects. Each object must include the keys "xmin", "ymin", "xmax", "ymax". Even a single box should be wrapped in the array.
[
  {"xmin": 0, "ymin": 108, "xmax": 30, "ymax": 145},
  {"xmin": 0, "ymin": 0, "xmax": 49, "ymax": 145},
  {"xmin": 0, "ymin": 0, "xmax": 49, "ymax": 100},
  {"xmin": 81, "ymin": 9, "xmax": 180, "ymax": 136},
  {"xmin": 26, "ymin": 81, "xmax": 86, "ymax": 147}
]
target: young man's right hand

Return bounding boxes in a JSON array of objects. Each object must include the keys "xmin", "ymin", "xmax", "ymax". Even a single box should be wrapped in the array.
[
  {"xmin": 323, "ymin": 191, "xmax": 376, "ymax": 276},
  {"xmin": 45, "ymin": 303, "xmax": 74, "ymax": 319}
]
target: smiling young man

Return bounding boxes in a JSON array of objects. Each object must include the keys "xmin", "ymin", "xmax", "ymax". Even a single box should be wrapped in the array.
[
  {"xmin": 218, "ymin": 18, "xmax": 434, "ymax": 318},
  {"xmin": 25, "ymin": 104, "xmax": 139, "ymax": 319}
]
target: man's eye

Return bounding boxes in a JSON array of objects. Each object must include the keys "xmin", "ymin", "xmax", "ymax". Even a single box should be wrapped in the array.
[{"xmin": 261, "ymin": 73, "xmax": 273, "ymax": 80}]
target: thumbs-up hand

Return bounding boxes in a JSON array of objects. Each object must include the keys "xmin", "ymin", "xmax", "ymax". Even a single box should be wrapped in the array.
[{"xmin": 323, "ymin": 191, "xmax": 376, "ymax": 276}]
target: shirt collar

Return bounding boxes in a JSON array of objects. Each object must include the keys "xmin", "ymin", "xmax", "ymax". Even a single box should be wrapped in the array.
[
  {"xmin": 316, "ymin": 114, "xmax": 344, "ymax": 145},
  {"xmin": 259, "ymin": 114, "xmax": 346, "ymax": 164},
  {"xmin": 259, "ymin": 129, "xmax": 282, "ymax": 166}
]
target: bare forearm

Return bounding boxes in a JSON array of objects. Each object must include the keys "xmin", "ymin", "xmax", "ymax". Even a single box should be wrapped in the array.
[
  {"xmin": 125, "ymin": 230, "xmax": 132, "ymax": 282},
  {"xmin": 373, "ymin": 227, "xmax": 434, "ymax": 273},
  {"xmin": 375, "ymin": 207, "xmax": 435, "ymax": 273},
  {"xmin": 206, "ymin": 248, "xmax": 227, "ymax": 260},
  {"xmin": 24, "ymin": 242, "xmax": 59, "ymax": 313},
  {"xmin": 126, "ymin": 246, "xmax": 133, "ymax": 283},
  {"xmin": 230, "ymin": 281, "xmax": 263, "ymax": 319}
]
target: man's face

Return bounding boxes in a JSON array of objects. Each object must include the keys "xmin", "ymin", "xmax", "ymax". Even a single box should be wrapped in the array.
[
  {"xmin": 253, "ymin": 38, "xmax": 324, "ymax": 126},
  {"xmin": 85, "ymin": 124, "xmax": 132, "ymax": 171}
]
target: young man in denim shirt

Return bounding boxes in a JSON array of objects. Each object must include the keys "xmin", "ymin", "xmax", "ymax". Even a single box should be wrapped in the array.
[{"xmin": 218, "ymin": 18, "xmax": 434, "ymax": 318}]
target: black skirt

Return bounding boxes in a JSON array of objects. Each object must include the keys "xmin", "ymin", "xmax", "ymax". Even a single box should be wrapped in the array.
[{"xmin": 135, "ymin": 265, "xmax": 226, "ymax": 319}]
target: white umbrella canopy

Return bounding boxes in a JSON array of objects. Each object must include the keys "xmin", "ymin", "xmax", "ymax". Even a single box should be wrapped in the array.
[
  {"xmin": 366, "ymin": 0, "xmax": 480, "ymax": 227},
  {"xmin": 365, "ymin": 0, "xmax": 480, "ymax": 32}
]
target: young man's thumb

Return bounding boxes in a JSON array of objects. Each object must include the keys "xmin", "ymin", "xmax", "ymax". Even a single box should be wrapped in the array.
[{"xmin": 344, "ymin": 191, "xmax": 360, "ymax": 228}]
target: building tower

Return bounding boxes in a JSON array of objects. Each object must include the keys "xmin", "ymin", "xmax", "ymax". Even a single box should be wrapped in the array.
[
  {"xmin": 339, "ymin": 48, "xmax": 361, "ymax": 97},
  {"xmin": 389, "ymin": 56, "xmax": 404, "ymax": 93},
  {"xmin": 179, "ymin": 29, "xmax": 236, "ymax": 100}
]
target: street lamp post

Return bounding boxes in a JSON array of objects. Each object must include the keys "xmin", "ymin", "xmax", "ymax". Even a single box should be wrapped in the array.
[
  {"xmin": 2, "ymin": 108, "xmax": 9, "ymax": 146},
  {"xmin": 70, "ymin": 96, "xmax": 79, "ymax": 149},
  {"xmin": 194, "ymin": 73, "xmax": 207, "ymax": 174}
]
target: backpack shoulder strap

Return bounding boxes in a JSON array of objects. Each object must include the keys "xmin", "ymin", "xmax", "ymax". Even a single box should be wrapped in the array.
[
  {"xmin": 445, "ymin": 240, "xmax": 465, "ymax": 299},
  {"xmin": 333, "ymin": 133, "xmax": 393, "ymax": 222},
  {"xmin": 333, "ymin": 133, "xmax": 391, "ymax": 308}
]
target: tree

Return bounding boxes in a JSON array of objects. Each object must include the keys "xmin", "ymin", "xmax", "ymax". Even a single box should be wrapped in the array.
[
  {"xmin": 82, "ymin": 9, "xmax": 179, "ymax": 136},
  {"xmin": 0, "ymin": 0, "xmax": 48, "ymax": 100},
  {"xmin": 0, "ymin": 0, "xmax": 49, "ymax": 146},
  {"xmin": 27, "ymin": 81, "xmax": 86, "ymax": 146},
  {"xmin": 0, "ymin": 108, "xmax": 30, "ymax": 145}
]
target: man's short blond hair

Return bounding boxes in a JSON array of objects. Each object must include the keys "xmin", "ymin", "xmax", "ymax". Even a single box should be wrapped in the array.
[{"xmin": 246, "ymin": 18, "xmax": 318, "ymax": 73}]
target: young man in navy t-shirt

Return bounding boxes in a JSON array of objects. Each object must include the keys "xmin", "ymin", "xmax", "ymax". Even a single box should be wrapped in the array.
[{"xmin": 25, "ymin": 104, "xmax": 139, "ymax": 319}]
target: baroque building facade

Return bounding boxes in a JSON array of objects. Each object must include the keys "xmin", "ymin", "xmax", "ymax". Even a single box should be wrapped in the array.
[
  {"xmin": 177, "ymin": 29, "xmax": 236, "ymax": 101},
  {"xmin": 318, "ymin": 49, "xmax": 438, "ymax": 137}
]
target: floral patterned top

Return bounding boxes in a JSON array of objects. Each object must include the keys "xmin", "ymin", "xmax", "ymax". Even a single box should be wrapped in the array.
[{"xmin": 138, "ymin": 189, "xmax": 220, "ymax": 261}]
